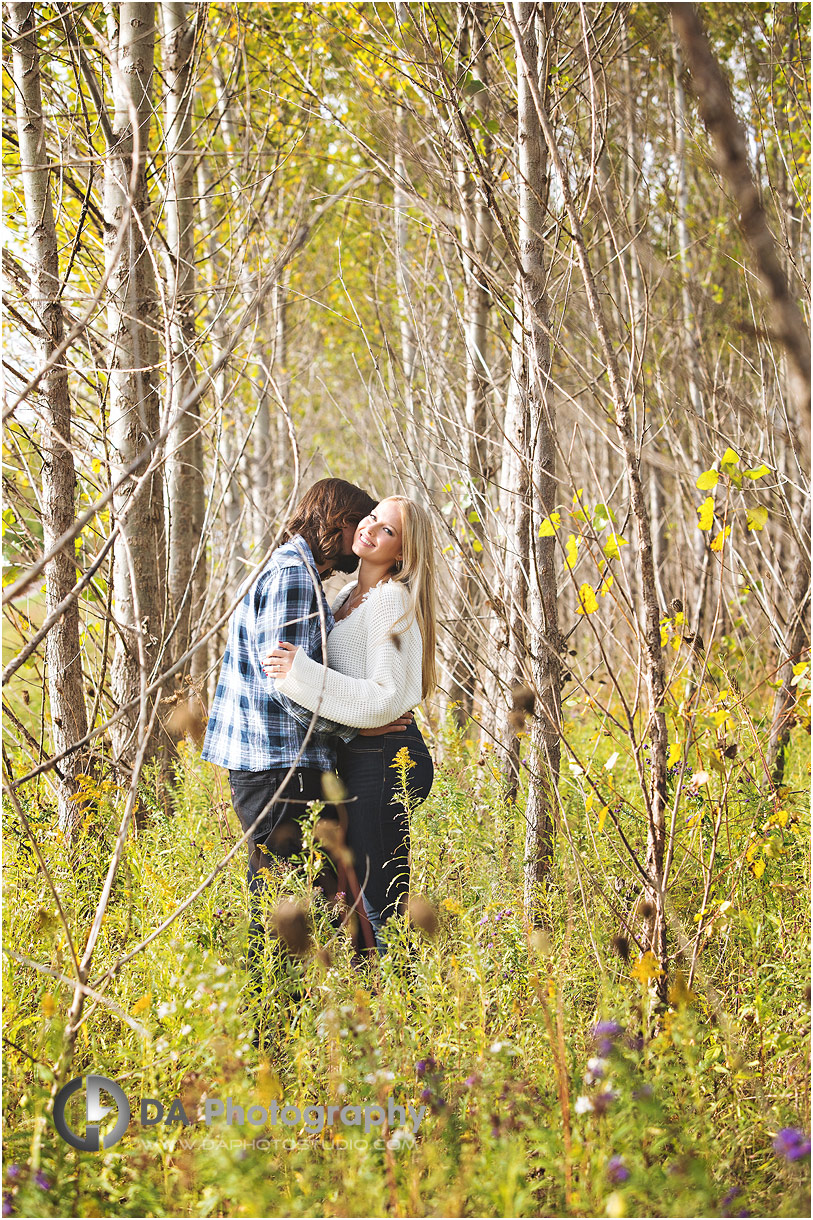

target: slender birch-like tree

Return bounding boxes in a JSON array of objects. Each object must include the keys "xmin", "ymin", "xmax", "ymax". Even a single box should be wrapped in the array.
[{"xmin": 9, "ymin": 1, "xmax": 89, "ymax": 832}]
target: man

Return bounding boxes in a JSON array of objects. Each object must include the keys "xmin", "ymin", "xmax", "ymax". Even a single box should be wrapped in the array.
[{"xmin": 202, "ymin": 478, "xmax": 404, "ymax": 1045}]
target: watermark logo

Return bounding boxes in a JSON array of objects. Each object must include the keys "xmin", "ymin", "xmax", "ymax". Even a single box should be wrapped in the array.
[
  {"xmin": 52, "ymin": 1074, "xmax": 425, "ymax": 1151},
  {"xmin": 53, "ymin": 1074, "xmax": 131, "ymax": 1151}
]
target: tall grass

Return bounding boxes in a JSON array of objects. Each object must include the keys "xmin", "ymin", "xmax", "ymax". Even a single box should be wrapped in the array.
[{"xmin": 3, "ymin": 704, "xmax": 809, "ymax": 1218}]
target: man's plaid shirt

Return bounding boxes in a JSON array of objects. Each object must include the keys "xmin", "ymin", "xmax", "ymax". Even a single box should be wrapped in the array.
[{"xmin": 201, "ymin": 535, "xmax": 356, "ymax": 772}]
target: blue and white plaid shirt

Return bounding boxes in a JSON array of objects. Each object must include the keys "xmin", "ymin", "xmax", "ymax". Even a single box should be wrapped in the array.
[{"xmin": 201, "ymin": 536, "xmax": 356, "ymax": 772}]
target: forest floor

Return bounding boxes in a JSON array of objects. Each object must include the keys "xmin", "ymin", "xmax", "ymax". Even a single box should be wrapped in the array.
[{"xmin": 2, "ymin": 705, "xmax": 810, "ymax": 1219}]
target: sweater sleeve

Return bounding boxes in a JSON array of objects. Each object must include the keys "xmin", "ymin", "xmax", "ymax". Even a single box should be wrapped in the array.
[{"xmin": 274, "ymin": 583, "xmax": 423, "ymax": 728}]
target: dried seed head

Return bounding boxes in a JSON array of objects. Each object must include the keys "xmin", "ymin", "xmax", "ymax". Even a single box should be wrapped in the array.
[
  {"xmin": 611, "ymin": 935, "xmax": 630, "ymax": 962},
  {"xmin": 408, "ymin": 896, "xmax": 438, "ymax": 938},
  {"xmin": 314, "ymin": 817, "xmax": 353, "ymax": 866},
  {"xmin": 271, "ymin": 899, "xmax": 312, "ymax": 955},
  {"xmin": 640, "ymin": 900, "xmax": 656, "ymax": 922},
  {"xmin": 669, "ymin": 598, "xmax": 683, "ymax": 615},
  {"xmin": 321, "ymin": 772, "xmax": 347, "ymax": 804},
  {"xmin": 529, "ymin": 928, "xmax": 551, "ymax": 956},
  {"xmin": 267, "ymin": 822, "xmax": 300, "ymax": 856},
  {"xmin": 508, "ymin": 683, "xmax": 535, "ymax": 730}
]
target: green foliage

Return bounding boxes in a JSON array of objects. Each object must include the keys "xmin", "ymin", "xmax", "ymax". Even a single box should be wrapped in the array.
[{"xmin": 3, "ymin": 716, "xmax": 809, "ymax": 1218}]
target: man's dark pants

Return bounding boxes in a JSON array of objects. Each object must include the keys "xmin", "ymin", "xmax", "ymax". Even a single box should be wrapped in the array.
[{"xmin": 228, "ymin": 766, "xmax": 333, "ymax": 1043}]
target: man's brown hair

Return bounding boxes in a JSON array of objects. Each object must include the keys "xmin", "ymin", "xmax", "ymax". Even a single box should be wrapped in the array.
[{"xmin": 281, "ymin": 479, "xmax": 376, "ymax": 568}]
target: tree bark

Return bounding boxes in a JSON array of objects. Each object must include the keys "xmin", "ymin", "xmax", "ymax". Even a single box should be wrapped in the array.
[
  {"xmin": 104, "ymin": 1, "xmax": 167, "ymax": 777},
  {"xmin": 9, "ymin": 1, "xmax": 89, "ymax": 833},
  {"xmin": 508, "ymin": 0, "xmax": 669, "ymax": 989},
  {"xmin": 512, "ymin": 1, "xmax": 561, "ymax": 921},
  {"xmin": 670, "ymin": 2, "xmax": 811, "ymax": 447},
  {"xmin": 162, "ymin": 1, "xmax": 206, "ymax": 695},
  {"xmin": 768, "ymin": 497, "xmax": 811, "ymax": 784},
  {"xmin": 448, "ymin": 2, "xmax": 493, "ymax": 726}
]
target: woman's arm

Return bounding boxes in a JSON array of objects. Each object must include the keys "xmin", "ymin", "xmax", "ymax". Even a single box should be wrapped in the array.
[{"xmin": 270, "ymin": 584, "xmax": 422, "ymax": 728}]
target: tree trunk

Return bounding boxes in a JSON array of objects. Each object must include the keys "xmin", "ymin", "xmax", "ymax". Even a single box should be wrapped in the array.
[
  {"xmin": 10, "ymin": 1, "xmax": 89, "ymax": 833},
  {"xmin": 670, "ymin": 2, "xmax": 811, "ymax": 446},
  {"xmin": 394, "ymin": 2, "xmax": 421, "ymax": 500},
  {"xmin": 448, "ymin": 2, "xmax": 493, "ymax": 727},
  {"xmin": 671, "ymin": 30, "xmax": 709, "ymax": 629},
  {"xmin": 162, "ymin": 1, "xmax": 206, "ymax": 696},
  {"xmin": 508, "ymin": 0, "xmax": 669, "ymax": 992},
  {"xmin": 513, "ymin": 1, "xmax": 561, "ymax": 921},
  {"xmin": 104, "ymin": 1, "xmax": 167, "ymax": 777},
  {"xmin": 768, "ymin": 497, "xmax": 811, "ymax": 784}
]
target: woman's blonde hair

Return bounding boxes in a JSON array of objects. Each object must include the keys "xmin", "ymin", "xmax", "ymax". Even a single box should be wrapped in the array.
[{"xmin": 382, "ymin": 496, "xmax": 437, "ymax": 700}]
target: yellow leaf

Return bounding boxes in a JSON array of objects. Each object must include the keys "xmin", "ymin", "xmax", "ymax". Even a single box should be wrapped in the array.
[
  {"xmin": 576, "ymin": 583, "xmax": 599, "ymax": 615},
  {"xmin": 585, "ymin": 791, "xmax": 594, "ymax": 812},
  {"xmin": 667, "ymin": 742, "xmax": 681, "ymax": 768},
  {"xmin": 752, "ymin": 858, "xmax": 765, "ymax": 879},
  {"xmin": 696, "ymin": 469, "xmax": 719, "ymax": 490},
  {"xmin": 631, "ymin": 950, "xmax": 663, "ymax": 984},
  {"xmin": 743, "ymin": 463, "xmax": 770, "ymax": 480},
  {"xmin": 131, "ymin": 993, "xmax": 152, "ymax": 1016},
  {"xmin": 697, "ymin": 497, "xmax": 715, "ymax": 531},
  {"xmin": 603, "ymin": 533, "xmax": 628, "ymax": 560},
  {"xmin": 597, "ymin": 804, "xmax": 609, "ymax": 831},
  {"xmin": 41, "ymin": 993, "xmax": 56, "ymax": 1018},
  {"xmin": 564, "ymin": 534, "xmax": 579, "ymax": 568},
  {"xmin": 720, "ymin": 446, "xmax": 740, "ymax": 469},
  {"xmin": 599, "ymin": 572, "xmax": 614, "ymax": 596},
  {"xmin": 710, "ymin": 526, "xmax": 731, "ymax": 552},
  {"xmin": 538, "ymin": 512, "xmax": 561, "ymax": 537},
  {"xmin": 746, "ymin": 505, "xmax": 768, "ymax": 531}
]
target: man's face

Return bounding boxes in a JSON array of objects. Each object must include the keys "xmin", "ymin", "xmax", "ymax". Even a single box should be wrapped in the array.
[{"xmin": 330, "ymin": 520, "xmax": 361, "ymax": 574}]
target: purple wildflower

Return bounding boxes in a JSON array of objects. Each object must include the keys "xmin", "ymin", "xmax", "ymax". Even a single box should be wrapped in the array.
[
  {"xmin": 721, "ymin": 1186, "xmax": 744, "ymax": 1216},
  {"xmin": 592, "ymin": 1020, "xmax": 623, "ymax": 1056},
  {"xmin": 420, "ymin": 1088, "xmax": 432, "ymax": 1104},
  {"xmin": 773, "ymin": 1128, "xmax": 811, "ymax": 1162},
  {"xmin": 415, "ymin": 1060, "xmax": 427, "ymax": 1077},
  {"xmin": 592, "ymin": 1090, "xmax": 618, "ymax": 1115},
  {"xmin": 4, "ymin": 1170, "xmax": 18, "ymax": 1182},
  {"xmin": 607, "ymin": 1155, "xmax": 630, "ymax": 1184},
  {"xmin": 464, "ymin": 1076, "xmax": 477, "ymax": 1087},
  {"xmin": 3, "ymin": 1195, "xmax": 12, "ymax": 1217},
  {"xmin": 33, "ymin": 1172, "xmax": 50, "ymax": 1192}
]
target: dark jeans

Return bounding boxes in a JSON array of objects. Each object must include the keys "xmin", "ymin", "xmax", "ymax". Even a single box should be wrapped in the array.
[
  {"xmin": 337, "ymin": 721, "xmax": 434, "ymax": 953},
  {"xmin": 228, "ymin": 767, "xmax": 334, "ymax": 1036}
]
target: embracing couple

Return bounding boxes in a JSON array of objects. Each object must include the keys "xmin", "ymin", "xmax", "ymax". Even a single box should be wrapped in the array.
[{"xmin": 201, "ymin": 479, "xmax": 436, "ymax": 1035}]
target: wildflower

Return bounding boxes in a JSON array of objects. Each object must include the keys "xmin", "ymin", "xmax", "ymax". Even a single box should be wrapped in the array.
[
  {"xmin": 574, "ymin": 1095, "xmax": 594, "ymax": 1114},
  {"xmin": 632, "ymin": 1084, "xmax": 653, "ymax": 1100},
  {"xmin": 592, "ymin": 1020, "xmax": 623, "ymax": 1056},
  {"xmin": 772, "ymin": 1127, "xmax": 811, "ymax": 1161},
  {"xmin": 419, "ymin": 1088, "xmax": 432, "ymax": 1104},
  {"xmin": 593, "ymin": 1090, "xmax": 619, "ymax": 1115},
  {"xmin": 607, "ymin": 1155, "xmax": 630, "ymax": 1184},
  {"xmin": 464, "ymin": 1076, "xmax": 477, "ymax": 1087},
  {"xmin": 721, "ymin": 1186, "xmax": 743, "ymax": 1216},
  {"xmin": 4, "ymin": 1170, "xmax": 18, "ymax": 1182},
  {"xmin": 33, "ymin": 1172, "xmax": 50, "ymax": 1192},
  {"xmin": 2, "ymin": 1195, "xmax": 11, "ymax": 1217},
  {"xmin": 584, "ymin": 1057, "xmax": 607, "ymax": 1084}
]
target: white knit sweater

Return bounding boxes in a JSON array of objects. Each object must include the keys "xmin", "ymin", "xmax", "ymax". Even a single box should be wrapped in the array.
[{"xmin": 274, "ymin": 579, "xmax": 423, "ymax": 729}]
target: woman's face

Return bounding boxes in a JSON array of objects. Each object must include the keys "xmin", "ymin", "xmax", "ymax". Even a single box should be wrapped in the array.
[{"xmin": 353, "ymin": 500, "xmax": 403, "ymax": 569}]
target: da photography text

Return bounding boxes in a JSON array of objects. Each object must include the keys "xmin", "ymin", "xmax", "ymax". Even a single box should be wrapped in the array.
[{"xmin": 53, "ymin": 1074, "xmax": 426, "ymax": 1151}]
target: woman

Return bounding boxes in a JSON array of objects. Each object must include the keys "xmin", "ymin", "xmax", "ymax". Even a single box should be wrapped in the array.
[{"xmin": 264, "ymin": 496, "xmax": 436, "ymax": 953}]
